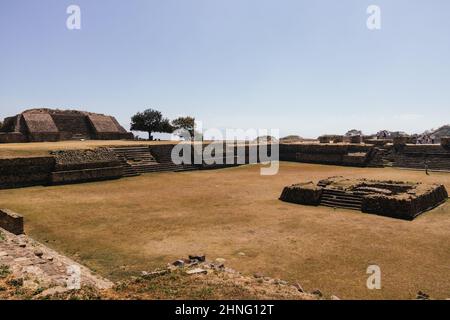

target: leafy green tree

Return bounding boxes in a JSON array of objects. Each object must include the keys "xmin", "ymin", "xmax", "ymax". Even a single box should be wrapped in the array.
[
  {"xmin": 172, "ymin": 116, "xmax": 195, "ymax": 139},
  {"xmin": 130, "ymin": 109, "xmax": 173, "ymax": 140}
]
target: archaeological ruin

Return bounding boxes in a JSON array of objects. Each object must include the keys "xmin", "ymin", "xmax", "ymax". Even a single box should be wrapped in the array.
[
  {"xmin": 279, "ymin": 177, "xmax": 448, "ymax": 220},
  {"xmin": 0, "ymin": 108, "xmax": 133, "ymax": 143}
]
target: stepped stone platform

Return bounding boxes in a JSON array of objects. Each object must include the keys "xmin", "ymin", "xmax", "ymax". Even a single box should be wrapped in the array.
[
  {"xmin": 109, "ymin": 146, "xmax": 197, "ymax": 177},
  {"xmin": 280, "ymin": 177, "xmax": 448, "ymax": 220},
  {"xmin": 0, "ymin": 108, "xmax": 133, "ymax": 143}
]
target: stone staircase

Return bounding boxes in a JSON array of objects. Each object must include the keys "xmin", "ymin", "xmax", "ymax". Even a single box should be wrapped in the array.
[
  {"xmin": 367, "ymin": 147, "xmax": 393, "ymax": 167},
  {"xmin": 319, "ymin": 189, "xmax": 363, "ymax": 210},
  {"xmin": 110, "ymin": 146, "xmax": 197, "ymax": 177}
]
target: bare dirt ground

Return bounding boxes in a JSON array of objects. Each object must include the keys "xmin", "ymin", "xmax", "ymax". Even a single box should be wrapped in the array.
[{"xmin": 0, "ymin": 162, "xmax": 449, "ymax": 299}]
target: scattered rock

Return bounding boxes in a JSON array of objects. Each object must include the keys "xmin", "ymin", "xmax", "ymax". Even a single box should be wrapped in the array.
[
  {"xmin": 141, "ymin": 269, "xmax": 169, "ymax": 279},
  {"xmin": 34, "ymin": 250, "xmax": 44, "ymax": 258},
  {"xmin": 0, "ymin": 251, "xmax": 8, "ymax": 257},
  {"xmin": 293, "ymin": 282, "xmax": 305, "ymax": 293},
  {"xmin": 18, "ymin": 242, "xmax": 26, "ymax": 248},
  {"xmin": 416, "ymin": 291, "xmax": 430, "ymax": 300},
  {"xmin": 186, "ymin": 268, "xmax": 208, "ymax": 275},
  {"xmin": 188, "ymin": 254, "xmax": 206, "ymax": 262},
  {"xmin": 311, "ymin": 289, "xmax": 323, "ymax": 297},
  {"xmin": 330, "ymin": 295, "xmax": 341, "ymax": 300},
  {"xmin": 237, "ymin": 252, "xmax": 246, "ymax": 257},
  {"xmin": 172, "ymin": 260, "xmax": 185, "ymax": 267},
  {"xmin": 253, "ymin": 272, "xmax": 264, "ymax": 279}
]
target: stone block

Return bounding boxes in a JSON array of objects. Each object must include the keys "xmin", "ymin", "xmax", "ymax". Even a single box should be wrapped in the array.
[
  {"xmin": 0, "ymin": 209, "xmax": 24, "ymax": 235},
  {"xmin": 279, "ymin": 182, "xmax": 323, "ymax": 206}
]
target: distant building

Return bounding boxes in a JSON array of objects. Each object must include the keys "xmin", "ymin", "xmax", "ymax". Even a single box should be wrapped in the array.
[
  {"xmin": 0, "ymin": 108, "xmax": 133, "ymax": 143},
  {"xmin": 376, "ymin": 130, "xmax": 408, "ymax": 140}
]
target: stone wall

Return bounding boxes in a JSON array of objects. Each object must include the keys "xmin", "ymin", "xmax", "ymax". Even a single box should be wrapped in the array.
[
  {"xmin": 0, "ymin": 157, "xmax": 55, "ymax": 189},
  {"xmin": 52, "ymin": 148, "xmax": 121, "ymax": 171},
  {"xmin": 52, "ymin": 114, "xmax": 92, "ymax": 140},
  {"xmin": 390, "ymin": 144, "xmax": 450, "ymax": 171},
  {"xmin": 50, "ymin": 148, "xmax": 123, "ymax": 185},
  {"xmin": 51, "ymin": 166, "xmax": 123, "ymax": 185},
  {"xmin": 0, "ymin": 209, "xmax": 24, "ymax": 235},
  {"xmin": 361, "ymin": 184, "xmax": 448, "ymax": 220},
  {"xmin": 0, "ymin": 132, "xmax": 27, "ymax": 143},
  {"xmin": 279, "ymin": 182, "xmax": 323, "ymax": 205},
  {"xmin": 279, "ymin": 143, "xmax": 373, "ymax": 167},
  {"xmin": 441, "ymin": 137, "xmax": 450, "ymax": 148},
  {"xmin": 318, "ymin": 135, "xmax": 344, "ymax": 143}
]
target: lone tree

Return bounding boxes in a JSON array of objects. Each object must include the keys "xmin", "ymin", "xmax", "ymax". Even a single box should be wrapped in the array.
[
  {"xmin": 130, "ymin": 108, "xmax": 173, "ymax": 140},
  {"xmin": 172, "ymin": 116, "xmax": 195, "ymax": 139}
]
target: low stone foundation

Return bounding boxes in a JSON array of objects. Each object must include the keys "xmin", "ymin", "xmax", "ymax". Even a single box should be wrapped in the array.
[
  {"xmin": 280, "ymin": 177, "xmax": 448, "ymax": 220},
  {"xmin": 279, "ymin": 182, "xmax": 323, "ymax": 205}
]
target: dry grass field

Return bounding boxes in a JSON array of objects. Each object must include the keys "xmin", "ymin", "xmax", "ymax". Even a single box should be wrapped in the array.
[
  {"xmin": 0, "ymin": 161, "xmax": 449, "ymax": 299},
  {"xmin": 0, "ymin": 140, "xmax": 176, "ymax": 158}
]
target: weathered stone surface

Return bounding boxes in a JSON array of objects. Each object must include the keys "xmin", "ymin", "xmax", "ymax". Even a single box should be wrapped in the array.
[
  {"xmin": 188, "ymin": 254, "xmax": 206, "ymax": 262},
  {"xmin": 0, "ymin": 108, "xmax": 132, "ymax": 142},
  {"xmin": 186, "ymin": 268, "xmax": 208, "ymax": 275},
  {"xmin": 0, "ymin": 157, "xmax": 55, "ymax": 189},
  {"xmin": 0, "ymin": 227, "xmax": 113, "ymax": 292},
  {"xmin": 279, "ymin": 182, "xmax": 323, "ymax": 206},
  {"xmin": 281, "ymin": 177, "xmax": 448, "ymax": 220},
  {"xmin": 361, "ymin": 183, "xmax": 448, "ymax": 220},
  {"xmin": 0, "ymin": 209, "xmax": 24, "ymax": 235}
]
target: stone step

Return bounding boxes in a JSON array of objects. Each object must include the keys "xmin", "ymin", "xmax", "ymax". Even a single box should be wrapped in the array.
[
  {"xmin": 322, "ymin": 189, "xmax": 362, "ymax": 199},
  {"xmin": 320, "ymin": 200, "xmax": 361, "ymax": 210},
  {"xmin": 321, "ymin": 195, "xmax": 362, "ymax": 205},
  {"xmin": 320, "ymin": 188, "xmax": 363, "ymax": 210}
]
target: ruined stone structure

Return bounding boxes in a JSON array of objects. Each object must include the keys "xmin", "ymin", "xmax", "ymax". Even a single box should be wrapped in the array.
[
  {"xmin": 2, "ymin": 139, "xmax": 450, "ymax": 190},
  {"xmin": 0, "ymin": 108, "xmax": 133, "ymax": 143},
  {"xmin": 280, "ymin": 177, "xmax": 448, "ymax": 220},
  {"xmin": 318, "ymin": 135, "xmax": 344, "ymax": 144},
  {"xmin": 279, "ymin": 143, "xmax": 374, "ymax": 167},
  {"xmin": 50, "ymin": 148, "xmax": 124, "ymax": 185}
]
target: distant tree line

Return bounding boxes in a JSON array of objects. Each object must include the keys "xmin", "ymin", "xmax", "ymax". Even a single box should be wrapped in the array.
[{"xmin": 130, "ymin": 108, "xmax": 195, "ymax": 141}]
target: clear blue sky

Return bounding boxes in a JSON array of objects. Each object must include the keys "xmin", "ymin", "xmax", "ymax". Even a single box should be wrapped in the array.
[{"xmin": 1, "ymin": 0, "xmax": 449, "ymax": 138}]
